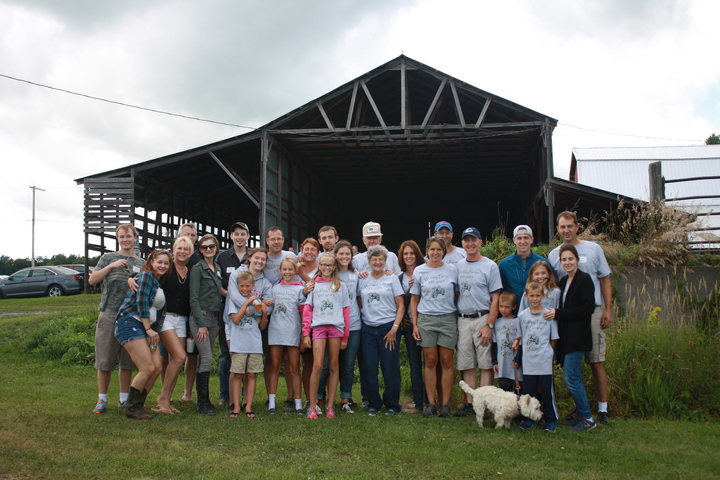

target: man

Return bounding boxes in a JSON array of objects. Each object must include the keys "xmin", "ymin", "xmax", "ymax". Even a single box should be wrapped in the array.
[
  {"xmin": 318, "ymin": 225, "xmax": 339, "ymax": 253},
  {"xmin": 264, "ymin": 226, "xmax": 296, "ymax": 286},
  {"xmin": 178, "ymin": 222, "xmax": 200, "ymax": 268},
  {"xmin": 433, "ymin": 221, "xmax": 466, "ymax": 264},
  {"xmin": 548, "ymin": 211, "xmax": 612, "ymax": 425},
  {"xmin": 215, "ymin": 221, "xmax": 251, "ymax": 405},
  {"xmin": 454, "ymin": 227, "xmax": 503, "ymax": 417},
  {"xmin": 88, "ymin": 224, "xmax": 145, "ymax": 414},
  {"xmin": 498, "ymin": 225, "xmax": 551, "ymax": 312},
  {"xmin": 352, "ymin": 221, "xmax": 401, "ymax": 274}
]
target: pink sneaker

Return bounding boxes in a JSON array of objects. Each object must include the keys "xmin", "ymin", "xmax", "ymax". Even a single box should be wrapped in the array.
[
  {"xmin": 307, "ymin": 408, "xmax": 318, "ymax": 420},
  {"xmin": 326, "ymin": 407, "xmax": 335, "ymax": 419}
]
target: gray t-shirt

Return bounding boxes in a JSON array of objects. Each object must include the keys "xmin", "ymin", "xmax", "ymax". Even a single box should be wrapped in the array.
[
  {"xmin": 493, "ymin": 315, "xmax": 522, "ymax": 381},
  {"xmin": 517, "ymin": 307, "xmax": 559, "ymax": 376},
  {"xmin": 95, "ymin": 252, "xmax": 145, "ymax": 312},
  {"xmin": 410, "ymin": 263, "xmax": 458, "ymax": 315},
  {"xmin": 358, "ymin": 274, "xmax": 404, "ymax": 327},
  {"xmin": 268, "ymin": 282, "xmax": 305, "ymax": 346},
  {"xmin": 353, "ymin": 250, "xmax": 402, "ymax": 275},
  {"xmin": 339, "ymin": 270, "xmax": 362, "ymax": 331},
  {"xmin": 442, "ymin": 247, "xmax": 467, "ymax": 264},
  {"xmin": 519, "ymin": 287, "xmax": 561, "ymax": 312},
  {"xmin": 548, "ymin": 241, "xmax": 611, "ymax": 306},
  {"xmin": 456, "ymin": 257, "xmax": 503, "ymax": 314},
  {"xmin": 225, "ymin": 291, "xmax": 263, "ymax": 354},
  {"xmin": 264, "ymin": 250, "xmax": 297, "ymax": 286}
]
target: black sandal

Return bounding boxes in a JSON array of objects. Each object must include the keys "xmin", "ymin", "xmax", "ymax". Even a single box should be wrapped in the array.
[
  {"xmin": 229, "ymin": 411, "xmax": 240, "ymax": 418},
  {"xmin": 245, "ymin": 411, "xmax": 255, "ymax": 418}
]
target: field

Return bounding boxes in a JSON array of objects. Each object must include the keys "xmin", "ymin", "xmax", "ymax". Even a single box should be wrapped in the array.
[{"xmin": 1, "ymin": 295, "xmax": 719, "ymax": 479}]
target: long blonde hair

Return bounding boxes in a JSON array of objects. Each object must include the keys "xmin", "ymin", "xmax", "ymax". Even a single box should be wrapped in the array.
[
  {"xmin": 527, "ymin": 260, "xmax": 558, "ymax": 291},
  {"xmin": 314, "ymin": 252, "xmax": 341, "ymax": 292}
]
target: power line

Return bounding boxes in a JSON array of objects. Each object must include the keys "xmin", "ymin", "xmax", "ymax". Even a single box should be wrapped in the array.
[
  {"xmin": 558, "ymin": 122, "xmax": 703, "ymax": 143},
  {"xmin": 0, "ymin": 73, "xmax": 257, "ymax": 130}
]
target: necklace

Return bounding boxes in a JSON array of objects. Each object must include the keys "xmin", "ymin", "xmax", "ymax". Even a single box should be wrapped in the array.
[{"xmin": 176, "ymin": 265, "xmax": 187, "ymax": 284}]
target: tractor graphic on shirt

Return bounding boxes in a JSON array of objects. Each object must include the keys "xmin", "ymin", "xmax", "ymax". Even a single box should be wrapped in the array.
[
  {"xmin": 460, "ymin": 282, "xmax": 471, "ymax": 293},
  {"xmin": 368, "ymin": 292, "xmax": 381, "ymax": 304},
  {"xmin": 321, "ymin": 300, "xmax": 334, "ymax": 312},
  {"xmin": 431, "ymin": 287, "xmax": 446, "ymax": 298},
  {"xmin": 276, "ymin": 303, "xmax": 287, "ymax": 314}
]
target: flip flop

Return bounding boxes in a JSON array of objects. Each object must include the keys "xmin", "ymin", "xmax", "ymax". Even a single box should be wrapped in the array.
[
  {"xmin": 245, "ymin": 411, "xmax": 255, "ymax": 418},
  {"xmin": 229, "ymin": 411, "xmax": 240, "ymax": 418}
]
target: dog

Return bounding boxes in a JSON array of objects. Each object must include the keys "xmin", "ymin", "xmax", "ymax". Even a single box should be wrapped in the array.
[{"xmin": 459, "ymin": 381, "xmax": 543, "ymax": 429}]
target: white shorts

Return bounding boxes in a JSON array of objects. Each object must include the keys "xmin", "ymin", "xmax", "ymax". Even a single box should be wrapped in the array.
[{"xmin": 161, "ymin": 313, "xmax": 188, "ymax": 338}]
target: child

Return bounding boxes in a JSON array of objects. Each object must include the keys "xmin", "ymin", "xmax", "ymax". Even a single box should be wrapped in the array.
[
  {"xmin": 492, "ymin": 291, "xmax": 522, "ymax": 393},
  {"xmin": 302, "ymin": 253, "xmax": 351, "ymax": 419},
  {"xmin": 513, "ymin": 281, "xmax": 559, "ymax": 432},
  {"xmin": 268, "ymin": 257, "xmax": 311, "ymax": 415},
  {"xmin": 227, "ymin": 271, "xmax": 269, "ymax": 418},
  {"xmin": 519, "ymin": 261, "xmax": 561, "ymax": 311}
]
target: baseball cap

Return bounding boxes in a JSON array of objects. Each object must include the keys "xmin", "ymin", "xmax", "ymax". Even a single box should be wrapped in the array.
[
  {"xmin": 230, "ymin": 222, "xmax": 250, "ymax": 234},
  {"xmin": 513, "ymin": 225, "xmax": 533, "ymax": 238},
  {"xmin": 461, "ymin": 227, "xmax": 481, "ymax": 239},
  {"xmin": 362, "ymin": 221, "xmax": 382, "ymax": 237},
  {"xmin": 434, "ymin": 221, "xmax": 453, "ymax": 232}
]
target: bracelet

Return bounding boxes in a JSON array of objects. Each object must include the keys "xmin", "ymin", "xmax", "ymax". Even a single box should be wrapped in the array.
[
  {"xmin": 393, "ymin": 324, "xmax": 400, "ymax": 327},
  {"xmin": 145, "ymin": 328, "xmax": 152, "ymax": 332}
]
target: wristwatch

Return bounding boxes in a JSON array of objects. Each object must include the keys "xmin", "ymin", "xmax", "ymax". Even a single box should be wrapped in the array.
[{"xmin": 486, "ymin": 323, "xmax": 494, "ymax": 330}]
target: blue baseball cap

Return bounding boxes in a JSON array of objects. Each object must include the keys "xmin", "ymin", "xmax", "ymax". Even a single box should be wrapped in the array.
[
  {"xmin": 434, "ymin": 221, "xmax": 453, "ymax": 232},
  {"xmin": 461, "ymin": 227, "xmax": 481, "ymax": 239}
]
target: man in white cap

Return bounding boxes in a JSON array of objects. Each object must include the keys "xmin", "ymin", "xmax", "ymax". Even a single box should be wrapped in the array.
[
  {"xmin": 352, "ymin": 221, "xmax": 401, "ymax": 274},
  {"xmin": 433, "ymin": 221, "xmax": 466, "ymax": 264},
  {"xmin": 498, "ymin": 225, "xmax": 551, "ymax": 313}
]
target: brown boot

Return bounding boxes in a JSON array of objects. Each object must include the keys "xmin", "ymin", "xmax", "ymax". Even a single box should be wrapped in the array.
[{"xmin": 125, "ymin": 387, "xmax": 155, "ymax": 420}]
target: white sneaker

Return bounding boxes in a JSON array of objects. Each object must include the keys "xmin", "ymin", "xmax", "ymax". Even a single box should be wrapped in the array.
[
  {"xmin": 315, "ymin": 404, "xmax": 323, "ymax": 416},
  {"xmin": 341, "ymin": 403, "xmax": 355, "ymax": 414}
]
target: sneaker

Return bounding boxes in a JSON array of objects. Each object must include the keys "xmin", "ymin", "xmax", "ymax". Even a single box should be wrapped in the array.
[
  {"xmin": 519, "ymin": 420, "xmax": 536, "ymax": 430},
  {"xmin": 454, "ymin": 403, "xmax": 474, "ymax": 417},
  {"xmin": 561, "ymin": 411, "xmax": 580, "ymax": 427},
  {"xmin": 571, "ymin": 417, "xmax": 597, "ymax": 432},
  {"xmin": 296, "ymin": 408, "xmax": 305, "ymax": 415},
  {"xmin": 438, "ymin": 405, "xmax": 451, "ymax": 418},
  {"xmin": 307, "ymin": 409, "xmax": 318, "ymax": 420},
  {"xmin": 315, "ymin": 405, "xmax": 323, "ymax": 416},
  {"xmin": 117, "ymin": 400, "xmax": 127, "ymax": 408},
  {"xmin": 284, "ymin": 400, "xmax": 295, "ymax": 413},
  {"xmin": 303, "ymin": 400, "xmax": 310, "ymax": 411},
  {"xmin": 544, "ymin": 421, "xmax": 557, "ymax": 432},
  {"xmin": 93, "ymin": 399, "xmax": 108, "ymax": 414},
  {"xmin": 218, "ymin": 398, "xmax": 229, "ymax": 407},
  {"xmin": 385, "ymin": 408, "xmax": 400, "ymax": 415},
  {"xmin": 597, "ymin": 411, "xmax": 610, "ymax": 425},
  {"xmin": 367, "ymin": 408, "xmax": 378, "ymax": 417},
  {"xmin": 348, "ymin": 398, "xmax": 358, "ymax": 408},
  {"xmin": 422, "ymin": 404, "xmax": 438, "ymax": 418},
  {"xmin": 360, "ymin": 400, "xmax": 370, "ymax": 409},
  {"xmin": 341, "ymin": 403, "xmax": 355, "ymax": 414},
  {"xmin": 268, "ymin": 408, "xmax": 276, "ymax": 414},
  {"xmin": 326, "ymin": 407, "xmax": 335, "ymax": 419}
]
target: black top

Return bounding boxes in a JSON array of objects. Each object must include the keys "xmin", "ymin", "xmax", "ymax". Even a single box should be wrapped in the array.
[
  {"xmin": 216, "ymin": 248, "xmax": 247, "ymax": 290},
  {"xmin": 162, "ymin": 268, "xmax": 191, "ymax": 316},
  {"xmin": 554, "ymin": 269, "xmax": 595, "ymax": 362}
]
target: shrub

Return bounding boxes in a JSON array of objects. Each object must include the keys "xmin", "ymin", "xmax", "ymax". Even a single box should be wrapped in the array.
[{"xmin": 22, "ymin": 309, "xmax": 97, "ymax": 365}]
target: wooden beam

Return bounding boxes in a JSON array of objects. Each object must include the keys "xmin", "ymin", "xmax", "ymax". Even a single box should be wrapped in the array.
[
  {"xmin": 449, "ymin": 79, "xmax": 466, "ymax": 128},
  {"xmin": 474, "ymin": 96, "xmax": 493, "ymax": 129},
  {"xmin": 316, "ymin": 101, "xmax": 336, "ymax": 131},
  {"xmin": 346, "ymin": 82, "xmax": 359, "ymax": 130},
  {"xmin": 209, "ymin": 151, "xmax": 260, "ymax": 207},
  {"xmin": 421, "ymin": 77, "xmax": 446, "ymax": 129},
  {"xmin": 360, "ymin": 79, "xmax": 391, "ymax": 138},
  {"xmin": 401, "ymin": 57, "xmax": 407, "ymax": 131}
]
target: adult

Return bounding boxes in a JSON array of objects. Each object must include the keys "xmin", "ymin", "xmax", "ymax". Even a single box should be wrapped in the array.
[
  {"xmin": 113, "ymin": 249, "xmax": 172, "ymax": 419},
  {"xmin": 352, "ymin": 222, "xmax": 401, "ymax": 274},
  {"xmin": 358, "ymin": 245, "xmax": 405, "ymax": 415},
  {"xmin": 433, "ymin": 221, "xmax": 466, "ymax": 264},
  {"xmin": 397, "ymin": 239, "xmax": 426, "ymax": 413},
  {"xmin": 455, "ymin": 227, "xmax": 503, "ymax": 417},
  {"xmin": 178, "ymin": 222, "xmax": 200, "ymax": 268},
  {"xmin": 189, "ymin": 234, "xmax": 223, "ymax": 415},
  {"xmin": 498, "ymin": 225, "xmax": 551, "ymax": 313},
  {"xmin": 544, "ymin": 244, "xmax": 597, "ymax": 431},
  {"xmin": 548, "ymin": 211, "xmax": 612, "ymax": 425},
  {"xmin": 89, "ymin": 224, "xmax": 144, "ymax": 414},
  {"xmin": 215, "ymin": 221, "xmax": 250, "ymax": 406},
  {"xmin": 318, "ymin": 225, "xmax": 340, "ymax": 253},
  {"xmin": 410, "ymin": 237, "xmax": 458, "ymax": 418},
  {"xmin": 297, "ymin": 237, "xmax": 320, "ymax": 283}
]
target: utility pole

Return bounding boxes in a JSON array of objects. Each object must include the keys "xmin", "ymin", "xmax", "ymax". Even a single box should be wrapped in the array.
[{"xmin": 30, "ymin": 186, "xmax": 45, "ymax": 267}]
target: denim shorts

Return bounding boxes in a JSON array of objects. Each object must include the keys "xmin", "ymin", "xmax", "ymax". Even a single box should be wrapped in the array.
[{"xmin": 115, "ymin": 314, "xmax": 148, "ymax": 346}]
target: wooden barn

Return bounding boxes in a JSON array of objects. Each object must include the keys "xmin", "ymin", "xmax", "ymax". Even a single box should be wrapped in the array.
[{"xmin": 75, "ymin": 55, "xmax": 626, "ymax": 259}]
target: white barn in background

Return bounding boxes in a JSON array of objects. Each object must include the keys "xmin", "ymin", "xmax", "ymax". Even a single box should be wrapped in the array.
[{"xmin": 570, "ymin": 145, "xmax": 720, "ymax": 249}]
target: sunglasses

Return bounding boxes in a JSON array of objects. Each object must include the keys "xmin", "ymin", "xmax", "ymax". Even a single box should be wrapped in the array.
[{"xmin": 199, "ymin": 244, "xmax": 217, "ymax": 251}]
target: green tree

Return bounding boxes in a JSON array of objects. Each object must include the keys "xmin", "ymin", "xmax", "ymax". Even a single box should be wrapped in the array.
[{"xmin": 705, "ymin": 133, "xmax": 720, "ymax": 145}]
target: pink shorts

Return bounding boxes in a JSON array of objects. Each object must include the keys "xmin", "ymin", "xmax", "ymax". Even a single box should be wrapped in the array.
[{"xmin": 312, "ymin": 325, "xmax": 343, "ymax": 340}]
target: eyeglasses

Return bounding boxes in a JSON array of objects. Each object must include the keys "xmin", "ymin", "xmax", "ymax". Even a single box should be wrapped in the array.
[
  {"xmin": 199, "ymin": 244, "xmax": 217, "ymax": 250},
  {"xmin": 319, "ymin": 263, "xmax": 335, "ymax": 268}
]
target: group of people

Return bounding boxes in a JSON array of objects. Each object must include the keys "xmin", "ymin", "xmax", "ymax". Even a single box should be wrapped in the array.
[{"xmin": 90, "ymin": 212, "xmax": 613, "ymax": 431}]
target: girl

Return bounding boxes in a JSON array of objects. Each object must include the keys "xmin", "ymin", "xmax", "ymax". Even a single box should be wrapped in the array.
[
  {"xmin": 268, "ymin": 257, "xmax": 312, "ymax": 415},
  {"xmin": 189, "ymin": 234, "xmax": 223, "ymax": 415},
  {"xmin": 519, "ymin": 261, "xmax": 561, "ymax": 311},
  {"xmin": 114, "ymin": 249, "xmax": 172, "ymax": 419},
  {"xmin": 302, "ymin": 253, "xmax": 350, "ymax": 419}
]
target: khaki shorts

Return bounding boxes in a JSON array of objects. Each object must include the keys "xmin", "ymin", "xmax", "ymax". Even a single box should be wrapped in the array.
[
  {"xmin": 95, "ymin": 310, "xmax": 135, "ymax": 371},
  {"xmin": 418, "ymin": 312, "xmax": 457, "ymax": 350},
  {"xmin": 456, "ymin": 314, "xmax": 493, "ymax": 371},
  {"xmin": 230, "ymin": 353, "xmax": 264, "ymax": 374},
  {"xmin": 585, "ymin": 305, "xmax": 607, "ymax": 363}
]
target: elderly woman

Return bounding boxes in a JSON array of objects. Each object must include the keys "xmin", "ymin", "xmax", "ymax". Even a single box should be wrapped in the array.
[
  {"xmin": 358, "ymin": 245, "xmax": 405, "ymax": 416},
  {"xmin": 114, "ymin": 249, "xmax": 172, "ymax": 419},
  {"xmin": 189, "ymin": 234, "xmax": 223, "ymax": 415},
  {"xmin": 543, "ymin": 243, "xmax": 597, "ymax": 432},
  {"xmin": 410, "ymin": 237, "xmax": 458, "ymax": 418}
]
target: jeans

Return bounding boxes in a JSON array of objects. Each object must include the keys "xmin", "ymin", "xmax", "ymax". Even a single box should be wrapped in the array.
[
  {"xmin": 360, "ymin": 321, "xmax": 401, "ymax": 411},
  {"xmin": 189, "ymin": 311, "xmax": 219, "ymax": 374},
  {"xmin": 317, "ymin": 330, "xmax": 361, "ymax": 400},
  {"xmin": 218, "ymin": 324, "xmax": 231, "ymax": 401},
  {"xmin": 563, "ymin": 350, "xmax": 591, "ymax": 419},
  {"xmin": 399, "ymin": 325, "xmax": 425, "ymax": 409}
]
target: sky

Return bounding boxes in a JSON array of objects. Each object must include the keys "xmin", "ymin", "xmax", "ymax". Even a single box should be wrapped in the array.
[{"xmin": 1, "ymin": 0, "xmax": 719, "ymax": 260}]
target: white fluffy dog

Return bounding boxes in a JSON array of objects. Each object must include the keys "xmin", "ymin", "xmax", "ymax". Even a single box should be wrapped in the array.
[{"xmin": 459, "ymin": 381, "xmax": 543, "ymax": 429}]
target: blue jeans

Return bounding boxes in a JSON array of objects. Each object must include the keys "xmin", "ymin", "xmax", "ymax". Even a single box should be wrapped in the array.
[
  {"xmin": 361, "ymin": 321, "xmax": 401, "ymax": 411},
  {"xmin": 317, "ymin": 330, "xmax": 361, "ymax": 400},
  {"xmin": 218, "ymin": 321, "xmax": 231, "ymax": 401},
  {"xmin": 563, "ymin": 350, "xmax": 591, "ymax": 419},
  {"xmin": 399, "ymin": 325, "xmax": 425, "ymax": 410}
]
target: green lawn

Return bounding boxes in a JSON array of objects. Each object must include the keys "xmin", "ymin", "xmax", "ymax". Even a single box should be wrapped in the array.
[{"xmin": 1, "ymin": 295, "xmax": 719, "ymax": 479}]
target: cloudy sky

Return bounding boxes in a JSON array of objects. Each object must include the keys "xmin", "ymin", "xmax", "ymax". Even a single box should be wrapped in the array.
[{"xmin": 1, "ymin": 0, "xmax": 718, "ymax": 260}]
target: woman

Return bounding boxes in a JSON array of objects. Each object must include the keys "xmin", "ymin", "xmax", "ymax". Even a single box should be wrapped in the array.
[
  {"xmin": 189, "ymin": 234, "xmax": 223, "ymax": 415},
  {"xmin": 297, "ymin": 238, "xmax": 320, "ymax": 406},
  {"xmin": 358, "ymin": 245, "xmax": 405, "ymax": 415},
  {"xmin": 153, "ymin": 236, "xmax": 194, "ymax": 414},
  {"xmin": 398, "ymin": 239, "xmax": 426, "ymax": 413},
  {"xmin": 410, "ymin": 237, "xmax": 458, "ymax": 418},
  {"xmin": 543, "ymin": 244, "xmax": 597, "ymax": 432},
  {"xmin": 114, "ymin": 249, "xmax": 172, "ymax": 419}
]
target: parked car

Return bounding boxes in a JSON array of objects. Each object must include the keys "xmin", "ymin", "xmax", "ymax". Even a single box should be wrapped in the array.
[
  {"xmin": 0, "ymin": 266, "xmax": 84, "ymax": 299},
  {"xmin": 57, "ymin": 264, "xmax": 95, "ymax": 276}
]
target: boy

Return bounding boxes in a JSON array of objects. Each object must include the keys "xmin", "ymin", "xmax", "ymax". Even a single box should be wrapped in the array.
[
  {"xmin": 492, "ymin": 292, "xmax": 522, "ymax": 393},
  {"xmin": 227, "ymin": 271, "xmax": 269, "ymax": 418},
  {"xmin": 513, "ymin": 282, "xmax": 559, "ymax": 431}
]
